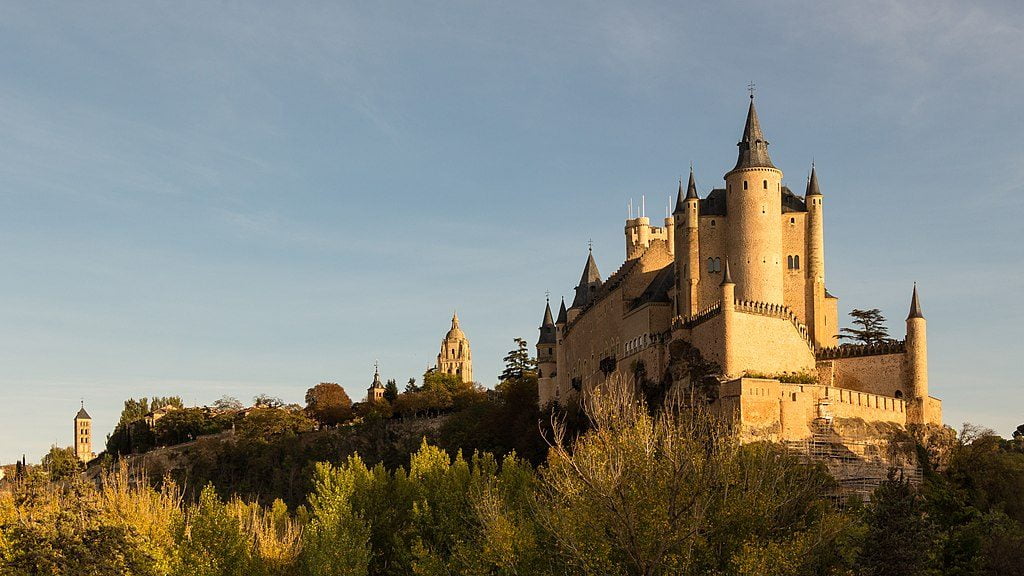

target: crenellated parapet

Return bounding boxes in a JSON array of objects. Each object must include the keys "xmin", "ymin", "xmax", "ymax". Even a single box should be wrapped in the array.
[
  {"xmin": 734, "ymin": 299, "xmax": 813, "ymax": 348},
  {"xmin": 816, "ymin": 340, "xmax": 906, "ymax": 360},
  {"xmin": 673, "ymin": 302, "xmax": 722, "ymax": 330}
]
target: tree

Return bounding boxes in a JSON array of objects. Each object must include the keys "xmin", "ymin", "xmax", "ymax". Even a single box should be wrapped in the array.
[
  {"xmin": 212, "ymin": 395, "xmax": 244, "ymax": 412},
  {"xmin": 238, "ymin": 408, "xmax": 316, "ymax": 439},
  {"xmin": 839, "ymin": 308, "xmax": 893, "ymax": 345},
  {"xmin": 153, "ymin": 408, "xmax": 231, "ymax": 446},
  {"xmin": 253, "ymin": 394, "xmax": 285, "ymax": 409},
  {"xmin": 304, "ymin": 383, "xmax": 353, "ymax": 427},
  {"xmin": 41, "ymin": 446, "xmax": 83, "ymax": 481},
  {"xmin": 384, "ymin": 379, "xmax": 399, "ymax": 403},
  {"xmin": 405, "ymin": 377, "xmax": 420, "ymax": 394},
  {"xmin": 858, "ymin": 470, "xmax": 936, "ymax": 576},
  {"xmin": 500, "ymin": 338, "xmax": 537, "ymax": 382}
]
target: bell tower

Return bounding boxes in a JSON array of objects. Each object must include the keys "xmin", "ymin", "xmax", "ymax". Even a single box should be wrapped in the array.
[{"xmin": 74, "ymin": 402, "xmax": 94, "ymax": 463}]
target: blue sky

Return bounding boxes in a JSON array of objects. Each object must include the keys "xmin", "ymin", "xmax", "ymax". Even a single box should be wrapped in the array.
[{"xmin": 0, "ymin": 1, "xmax": 1021, "ymax": 462}]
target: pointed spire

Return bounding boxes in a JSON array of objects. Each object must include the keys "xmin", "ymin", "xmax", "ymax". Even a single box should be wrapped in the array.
[
  {"xmin": 685, "ymin": 167, "xmax": 699, "ymax": 200},
  {"xmin": 572, "ymin": 250, "xmax": 603, "ymax": 308},
  {"xmin": 673, "ymin": 177, "xmax": 686, "ymax": 214},
  {"xmin": 733, "ymin": 95, "xmax": 776, "ymax": 170},
  {"xmin": 372, "ymin": 362, "xmax": 383, "ymax": 387},
  {"xmin": 907, "ymin": 283, "xmax": 924, "ymax": 319},
  {"xmin": 806, "ymin": 164, "xmax": 822, "ymax": 196},
  {"xmin": 451, "ymin": 311, "xmax": 460, "ymax": 329},
  {"xmin": 556, "ymin": 297, "xmax": 567, "ymax": 325},
  {"xmin": 538, "ymin": 299, "xmax": 557, "ymax": 345},
  {"xmin": 579, "ymin": 251, "xmax": 601, "ymax": 286},
  {"xmin": 541, "ymin": 300, "xmax": 555, "ymax": 327},
  {"xmin": 720, "ymin": 258, "xmax": 734, "ymax": 286}
]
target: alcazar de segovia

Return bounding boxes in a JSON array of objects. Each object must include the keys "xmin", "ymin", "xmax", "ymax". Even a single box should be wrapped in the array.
[{"xmin": 536, "ymin": 96, "xmax": 941, "ymax": 443}]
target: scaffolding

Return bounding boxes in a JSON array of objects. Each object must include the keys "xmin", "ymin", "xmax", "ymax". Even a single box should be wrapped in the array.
[{"xmin": 785, "ymin": 419, "xmax": 922, "ymax": 503}]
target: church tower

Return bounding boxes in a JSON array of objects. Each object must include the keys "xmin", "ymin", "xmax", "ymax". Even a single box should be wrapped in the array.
[
  {"xmin": 74, "ymin": 402, "xmax": 93, "ymax": 463},
  {"xmin": 367, "ymin": 363, "xmax": 385, "ymax": 402},
  {"xmin": 724, "ymin": 96, "xmax": 784, "ymax": 305},
  {"xmin": 437, "ymin": 312, "xmax": 473, "ymax": 383}
]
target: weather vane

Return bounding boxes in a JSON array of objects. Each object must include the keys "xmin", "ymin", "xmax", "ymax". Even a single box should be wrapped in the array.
[{"xmin": 748, "ymin": 81, "xmax": 756, "ymax": 99}]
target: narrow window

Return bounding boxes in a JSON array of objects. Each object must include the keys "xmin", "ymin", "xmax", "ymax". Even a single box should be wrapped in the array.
[
  {"xmin": 707, "ymin": 258, "xmax": 715, "ymax": 273},
  {"xmin": 763, "ymin": 180, "xmax": 768, "ymax": 189},
  {"xmin": 787, "ymin": 255, "xmax": 793, "ymax": 269},
  {"xmin": 794, "ymin": 255, "xmax": 800, "ymax": 269},
  {"xmin": 790, "ymin": 217, "xmax": 795, "ymax": 224},
  {"xmin": 714, "ymin": 257, "xmax": 721, "ymax": 272},
  {"xmin": 743, "ymin": 180, "xmax": 748, "ymax": 190},
  {"xmin": 710, "ymin": 219, "xmax": 716, "ymax": 227}
]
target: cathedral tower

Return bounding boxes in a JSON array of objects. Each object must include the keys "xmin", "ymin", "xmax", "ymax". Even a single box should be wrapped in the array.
[
  {"xmin": 74, "ymin": 402, "xmax": 93, "ymax": 463},
  {"xmin": 437, "ymin": 312, "xmax": 473, "ymax": 383},
  {"xmin": 724, "ymin": 96, "xmax": 784, "ymax": 304}
]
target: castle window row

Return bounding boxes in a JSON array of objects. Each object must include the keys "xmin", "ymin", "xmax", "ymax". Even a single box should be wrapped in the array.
[
  {"xmin": 786, "ymin": 255, "xmax": 801, "ymax": 270},
  {"xmin": 707, "ymin": 257, "xmax": 722, "ymax": 274}
]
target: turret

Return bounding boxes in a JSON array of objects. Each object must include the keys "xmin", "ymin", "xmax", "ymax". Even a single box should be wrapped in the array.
[
  {"xmin": 537, "ymin": 299, "xmax": 558, "ymax": 405},
  {"xmin": 805, "ymin": 165, "xmax": 832, "ymax": 346},
  {"xmin": 674, "ymin": 169, "xmax": 702, "ymax": 316},
  {"xmin": 905, "ymin": 284, "xmax": 930, "ymax": 424},
  {"xmin": 724, "ymin": 96, "xmax": 784, "ymax": 304},
  {"xmin": 568, "ymin": 249, "xmax": 602, "ymax": 322},
  {"xmin": 720, "ymin": 259, "xmax": 737, "ymax": 376}
]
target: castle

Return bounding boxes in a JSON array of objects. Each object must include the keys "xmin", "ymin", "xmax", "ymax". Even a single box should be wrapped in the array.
[{"xmin": 536, "ymin": 96, "xmax": 941, "ymax": 442}]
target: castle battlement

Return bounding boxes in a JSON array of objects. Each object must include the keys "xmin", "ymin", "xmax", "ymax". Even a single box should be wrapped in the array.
[{"xmin": 817, "ymin": 341, "xmax": 906, "ymax": 360}]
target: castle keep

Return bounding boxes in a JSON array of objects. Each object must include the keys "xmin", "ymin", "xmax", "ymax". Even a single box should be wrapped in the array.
[{"xmin": 537, "ymin": 97, "xmax": 941, "ymax": 441}]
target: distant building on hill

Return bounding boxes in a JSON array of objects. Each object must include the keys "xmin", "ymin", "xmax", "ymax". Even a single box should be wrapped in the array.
[
  {"xmin": 74, "ymin": 402, "xmax": 94, "ymax": 462},
  {"xmin": 436, "ymin": 312, "xmax": 473, "ymax": 383},
  {"xmin": 367, "ymin": 363, "xmax": 386, "ymax": 402}
]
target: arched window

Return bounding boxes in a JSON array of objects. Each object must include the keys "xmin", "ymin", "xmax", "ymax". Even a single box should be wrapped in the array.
[
  {"xmin": 710, "ymin": 219, "xmax": 716, "ymax": 227},
  {"xmin": 714, "ymin": 257, "xmax": 721, "ymax": 273},
  {"xmin": 743, "ymin": 180, "xmax": 748, "ymax": 190},
  {"xmin": 787, "ymin": 255, "xmax": 793, "ymax": 269},
  {"xmin": 707, "ymin": 258, "xmax": 715, "ymax": 273},
  {"xmin": 794, "ymin": 255, "xmax": 800, "ymax": 269},
  {"xmin": 763, "ymin": 180, "xmax": 768, "ymax": 189}
]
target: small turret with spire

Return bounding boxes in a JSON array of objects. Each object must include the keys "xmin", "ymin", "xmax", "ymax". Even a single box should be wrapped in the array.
[
  {"xmin": 734, "ymin": 93, "xmax": 775, "ymax": 170},
  {"xmin": 905, "ymin": 283, "xmax": 931, "ymax": 424},
  {"xmin": 571, "ymin": 247, "xmax": 602, "ymax": 310}
]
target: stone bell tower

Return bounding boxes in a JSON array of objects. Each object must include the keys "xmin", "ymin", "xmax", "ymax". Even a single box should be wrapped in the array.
[
  {"xmin": 74, "ymin": 402, "xmax": 94, "ymax": 463},
  {"xmin": 436, "ymin": 312, "xmax": 473, "ymax": 383}
]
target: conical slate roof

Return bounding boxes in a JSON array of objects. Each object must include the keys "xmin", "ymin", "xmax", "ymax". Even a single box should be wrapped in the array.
[
  {"xmin": 555, "ymin": 297, "xmax": 568, "ymax": 325},
  {"xmin": 907, "ymin": 284, "xmax": 924, "ymax": 319},
  {"xmin": 734, "ymin": 97, "xmax": 776, "ymax": 170},
  {"xmin": 686, "ymin": 168, "xmax": 699, "ymax": 200},
  {"xmin": 537, "ymin": 301, "xmax": 557, "ymax": 345},
  {"xmin": 806, "ymin": 165, "xmax": 822, "ymax": 196},
  {"xmin": 720, "ymin": 258, "xmax": 734, "ymax": 286},
  {"xmin": 673, "ymin": 178, "xmax": 686, "ymax": 214},
  {"xmin": 571, "ymin": 250, "xmax": 603, "ymax": 309},
  {"xmin": 75, "ymin": 405, "xmax": 91, "ymax": 420}
]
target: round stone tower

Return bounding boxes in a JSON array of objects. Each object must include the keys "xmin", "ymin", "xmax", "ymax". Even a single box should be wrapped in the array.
[{"xmin": 724, "ymin": 96, "xmax": 784, "ymax": 305}]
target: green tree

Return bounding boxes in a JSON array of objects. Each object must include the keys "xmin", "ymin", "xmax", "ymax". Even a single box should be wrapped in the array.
[
  {"xmin": 839, "ymin": 308, "xmax": 893, "ymax": 345},
  {"xmin": 174, "ymin": 485, "xmax": 252, "ymax": 576},
  {"xmin": 500, "ymin": 337, "xmax": 537, "ymax": 382},
  {"xmin": 301, "ymin": 462, "xmax": 372, "ymax": 576},
  {"xmin": 859, "ymin": 470, "xmax": 936, "ymax": 576},
  {"xmin": 153, "ymin": 408, "xmax": 231, "ymax": 446},
  {"xmin": 212, "ymin": 395, "xmax": 244, "ymax": 412},
  {"xmin": 304, "ymin": 383, "xmax": 353, "ymax": 427},
  {"xmin": 239, "ymin": 408, "xmax": 316, "ymax": 440},
  {"xmin": 254, "ymin": 395, "xmax": 285, "ymax": 409},
  {"xmin": 40, "ymin": 446, "xmax": 83, "ymax": 482},
  {"xmin": 383, "ymin": 379, "xmax": 399, "ymax": 403}
]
